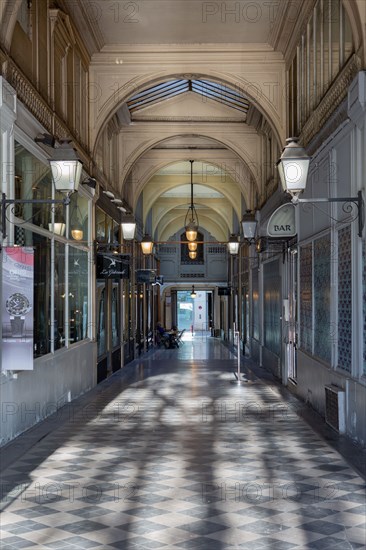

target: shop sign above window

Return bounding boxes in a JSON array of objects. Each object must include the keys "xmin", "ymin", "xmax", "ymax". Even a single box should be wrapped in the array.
[
  {"xmin": 97, "ymin": 254, "xmax": 130, "ymax": 279},
  {"xmin": 267, "ymin": 203, "xmax": 297, "ymax": 237}
]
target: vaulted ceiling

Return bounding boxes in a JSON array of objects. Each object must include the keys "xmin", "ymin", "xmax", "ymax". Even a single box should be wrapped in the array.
[{"xmin": 59, "ymin": 0, "xmax": 308, "ymax": 242}]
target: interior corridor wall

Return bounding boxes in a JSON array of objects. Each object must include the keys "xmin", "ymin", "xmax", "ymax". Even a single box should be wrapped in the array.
[{"xmin": 294, "ymin": 72, "xmax": 366, "ymax": 446}]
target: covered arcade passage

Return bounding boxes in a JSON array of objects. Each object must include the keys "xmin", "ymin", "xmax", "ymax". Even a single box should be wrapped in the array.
[{"xmin": 1, "ymin": 0, "xmax": 366, "ymax": 548}]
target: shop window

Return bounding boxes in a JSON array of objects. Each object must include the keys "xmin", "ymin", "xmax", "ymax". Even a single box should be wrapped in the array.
[
  {"xmin": 97, "ymin": 284, "xmax": 106, "ymax": 357},
  {"xmin": 54, "ymin": 241, "xmax": 66, "ymax": 351},
  {"xmin": 14, "ymin": 229, "xmax": 51, "ymax": 357},
  {"xmin": 337, "ymin": 226, "xmax": 352, "ymax": 372},
  {"xmin": 14, "ymin": 141, "xmax": 53, "ymax": 230},
  {"xmin": 299, "ymin": 243, "xmax": 313, "ymax": 354},
  {"xmin": 363, "ymin": 240, "xmax": 366, "ymax": 376},
  {"xmin": 111, "ymin": 284, "xmax": 120, "ymax": 348},
  {"xmin": 263, "ymin": 261, "xmax": 281, "ymax": 356},
  {"xmin": 314, "ymin": 234, "xmax": 331, "ymax": 363},
  {"xmin": 252, "ymin": 269, "xmax": 260, "ymax": 341},
  {"xmin": 68, "ymin": 248, "xmax": 89, "ymax": 344},
  {"xmin": 69, "ymin": 193, "xmax": 89, "ymax": 243}
]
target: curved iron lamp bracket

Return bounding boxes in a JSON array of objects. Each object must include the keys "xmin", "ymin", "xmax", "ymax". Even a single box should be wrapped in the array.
[
  {"xmin": 296, "ymin": 190, "xmax": 364, "ymax": 238},
  {"xmin": 1, "ymin": 192, "xmax": 70, "ymax": 241}
]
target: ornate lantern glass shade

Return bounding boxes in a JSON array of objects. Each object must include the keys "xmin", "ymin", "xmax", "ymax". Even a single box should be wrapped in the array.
[
  {"xmin": 241, "ymin": 210, "xmax": 257, "ymax": 240},
  {"xmin": 141, "ymin": 234, "xmax": 154, "ymax": 255},
  {"xmin": 277, "ymin": 137, "xmax": 311, "ymax": 199},
  {"xmin": 185, "ymin": 221, "xmax": 198, "ymax": 242},
  {"xmin": 49, "ymin": 206, "xmax": 66, "ymax": 236},
  {"xmin": 189, "ymin": 250, "xmax": 197, "ymax": 259},
  {"xmin": 49, "ymin": 222, "xmax": 66, "ymax": 236},
  {"xmin": 188, "ymin": 241, "xmax": 197, "ymax": 251},
  {"xmin": 121, "ymin": 215, "xmax": 136, "ymax": 240},
  {"xmin": 190, "ymin": 285, "xmax": 197, "ymax": 298},
  {"xmin": 71, "ymin": 227, "xmax": 83, "ymax": 241},
  {"xmin": 228, "ymin": 234, "xmax": 240, "ymax": 255},
  {"xmin": 49, "ymin": 141, "xmax": 83, "ymax": 194}
]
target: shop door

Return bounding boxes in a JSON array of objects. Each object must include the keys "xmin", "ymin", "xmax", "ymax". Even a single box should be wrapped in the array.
[{"xmin": 287, "ymin": 250, "xmax": 298, "ymax": 381}]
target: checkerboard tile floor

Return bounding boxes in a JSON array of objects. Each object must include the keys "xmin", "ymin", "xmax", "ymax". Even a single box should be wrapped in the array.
[{"xmin": 1, "ymin": 337, "xmax": 365, "ymax": 549}]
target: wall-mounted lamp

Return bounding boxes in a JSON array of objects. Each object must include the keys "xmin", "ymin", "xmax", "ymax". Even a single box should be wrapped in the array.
[
  {"xmin": 241, "ymin": 210, "xmax": 257, "ymax": 243},
  {"xmin": 34, "ymin": 133, "xmax": 56, "ymax": 148},
  {"xmin": 121, "ymin": 214, "xmax": 136, "ymax": 240},
  {"xmin": 49, "ymin": 139, "xmax": 83, "ymax": 194},
  {"xmin": 82, "ymin": 177, "xmax": 97, "ymax": 189},
  {"xmin": 1, "ymin": 139, "xmax": 82, "ymax": 239},
  {"xmin": 141, "ymin": 233, "xmax": 154, "ymax": 255},
  {"xmin": 228, "ymin": 234, "xmax": 240, "ymax": 255},
  {"xmin": 277, "ymin": 137, "xmax": 365, "ymax": 237},
  {"xmin": 190, "ymin": 285, "xmax": 197, "ymax": 298}
]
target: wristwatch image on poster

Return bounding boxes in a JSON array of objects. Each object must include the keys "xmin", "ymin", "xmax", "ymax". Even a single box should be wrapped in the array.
[
  {"xmin": 5, "ymin": 292, "xmax": 32, "ymax": 337},
  {"xmin": 2, "ymin": 247, "xmax": 34, "ymax": 371}
]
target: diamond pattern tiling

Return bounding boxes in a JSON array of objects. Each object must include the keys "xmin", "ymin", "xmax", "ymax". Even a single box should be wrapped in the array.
[{"xmin": 1, "ymin": 337, "xmax": 365, "ymax": 549}]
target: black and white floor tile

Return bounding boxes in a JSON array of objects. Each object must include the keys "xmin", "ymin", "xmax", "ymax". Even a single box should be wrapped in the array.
[{"xmin": 1, "ymin": 335, "xmax": 365, "ymax": 549}]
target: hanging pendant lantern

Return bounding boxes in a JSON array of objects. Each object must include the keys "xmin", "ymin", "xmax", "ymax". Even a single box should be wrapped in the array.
[{"xmin": 185, "ymin": 160, "xmax": 199, "ymax": 241}]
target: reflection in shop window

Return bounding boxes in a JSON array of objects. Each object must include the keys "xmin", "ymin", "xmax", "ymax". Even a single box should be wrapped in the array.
[
  {"xmin": 111, "ymin": 284, "xmax": 120, "ymax": 348},
  {"xmin": 299, "ymin": 244, "xmax": 313, "ymax": 354},
  {"xmin": 14, "ymin": 229, "xmax": 51, "ymax": 358},
  {"xmin": 69, "ymin": 193, "xmax": 89, "ymax": 243},
  {"xmin": 363, "ymin": 241, "xmax": 366, "ymax": 376},
  {"xmin": 14, "ymin": 141, "xmax": 53, "ymax": 230},
  {"xmin": 97, "ymin": 285, "xmax": 106, "ymax": 356},
  {"xmin": 68, "ymin": 248, "xmax": 88, "ymax": 343},
  {"xmin": 314, "ymin": 234, "xmax": 331, "ymax": 363},
  {"xmin": 54, "ymin": 241, "xmax": 66, "ymax": 350},
  {"xmin": 337, "ymin": 226, "xmax": 352, "ymax": 372}
]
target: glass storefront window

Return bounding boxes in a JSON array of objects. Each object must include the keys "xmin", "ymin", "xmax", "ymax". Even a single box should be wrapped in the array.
[
  {"xmin": 299, "ymin": 243, "xmax": 313, "ymax": 354},
  {"xmin": 96, "ymin": 207, "xmax": 107, "ymax": 241},
  {"xmin": 68, "ymin": 248, "xmax": 89, "ymax": 343},
  {"xmin": 363, "ymin": 240, "xmax": 366, "ymax": 376},
  {"xmin": 69, "ymin": 193, "xmax": 89, "ymax": 243},
  {"xmin": 54, "ymin": 241, "xmax": 66, "ymax": 350},
  {"xmin": 11, "ymin": 142, "xmax": 91, "ymax": 361},
  {"xmin": 97, "ymin": 283, "xmax": 106, "ymax": 356},
  {"xmin": 314, "ymin": 234, "xmax": 331, "ymax": 363},
  {"xmin": 14, "ymin": 141, "xmax": 53, "ymax": 230},
  {"xmin": 14, "ymin": 228, "xmax": 51, "ymax": 357},
  {"xmin": 111, "ymin": 283, "xmax": 120, "ymax": 348}
]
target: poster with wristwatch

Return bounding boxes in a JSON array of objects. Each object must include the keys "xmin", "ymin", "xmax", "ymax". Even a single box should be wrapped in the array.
[{"xmin": 2, "ymin": 247, "xmax": 34, "ymax": 370}]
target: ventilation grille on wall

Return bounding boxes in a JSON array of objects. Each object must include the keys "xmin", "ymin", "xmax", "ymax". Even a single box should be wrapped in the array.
[
  {"xmin": 325, "ymin": 385, "xmax": 345, "ymax": 433},
  {"xmin": 180, "ymin": 273, "xmax": 205, "ymax": 278}
]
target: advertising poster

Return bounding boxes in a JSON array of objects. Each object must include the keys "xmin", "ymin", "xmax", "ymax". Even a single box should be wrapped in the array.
[{"xmin": 2, "ymin": 247, "xmax": 34, "ymax": 371}]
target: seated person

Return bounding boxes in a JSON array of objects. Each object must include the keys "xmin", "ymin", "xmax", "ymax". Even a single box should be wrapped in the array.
[
  {"xmin": 156, "ymin": 322, "xmax": 170, "ymax": 346},
  {"xmin": 167, "ymin": 325, "xmax": 179, "ymax": 348}
]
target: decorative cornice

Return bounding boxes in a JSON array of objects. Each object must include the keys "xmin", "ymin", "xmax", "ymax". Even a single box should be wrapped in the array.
[
  {"xmin": 3, "ymin": 58, "xmax": 91, "ymax": 166},
  {"xmin": 300, "ymin": 55, "xmax": 361, "ymax": 148}
]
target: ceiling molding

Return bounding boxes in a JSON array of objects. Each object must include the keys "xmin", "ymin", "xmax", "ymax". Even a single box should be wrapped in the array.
[{"xmin": 62, "ymin": 0, "xmax": 105, "ymax": 55}]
